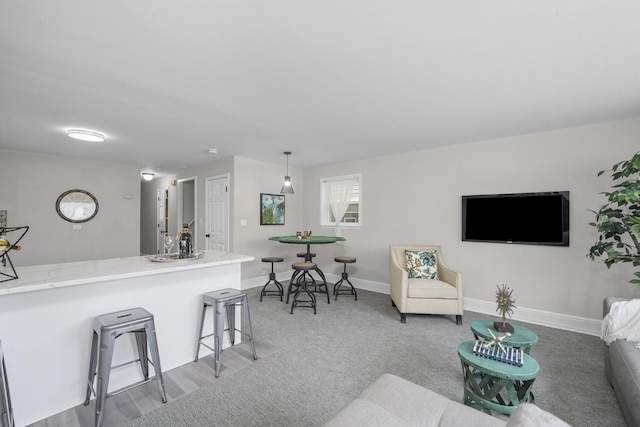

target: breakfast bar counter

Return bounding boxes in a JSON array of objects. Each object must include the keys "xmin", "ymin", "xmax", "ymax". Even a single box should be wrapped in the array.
[{"xmin": 0, "ymin": 250, "xmax": 253, "ymax": 426}]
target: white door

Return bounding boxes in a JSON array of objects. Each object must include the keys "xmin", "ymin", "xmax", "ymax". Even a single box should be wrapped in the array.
[{"xmin": 206, "ymin": 175, "xmax": 229, "ymax": 251}]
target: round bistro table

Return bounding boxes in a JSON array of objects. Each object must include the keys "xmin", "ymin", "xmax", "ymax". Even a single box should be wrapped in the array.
[
  {"xmin": 470, "ymin": 320, "xmax": 538, "ymax": 354},
  {"xmin": 268, "ymin": 235, "xmax": 346, "ymax": 261},
  {"xmin": 457, "ymin": 340, "xmax": 539, "ymax": 415}
]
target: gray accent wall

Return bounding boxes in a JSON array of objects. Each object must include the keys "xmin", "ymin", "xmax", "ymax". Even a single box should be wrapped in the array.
[{"xmin": 0, "ymin": 148, "xmax": 141, "ymax": 265}]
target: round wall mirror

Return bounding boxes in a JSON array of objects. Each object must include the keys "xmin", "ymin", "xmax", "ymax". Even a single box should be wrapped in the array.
[{"xmin": 55, "ymin": 189, "xmax": 99, "ymax": 223}]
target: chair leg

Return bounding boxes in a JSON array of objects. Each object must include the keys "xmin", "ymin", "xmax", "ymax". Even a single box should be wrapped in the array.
[
  {"xmin": 260, "ymin": 263, "xmax": 284, "ymax": 301},
  {"xmin": 214, "ymin": 302, "xmax": 226, "ymax": 378},
  {"xmin": 313, "ymin": 268, "xmax": 330, "ymax": 304},
  {"xmin": 286, "ymin": 270, "xmax": 303, "ymax": 304},
  {"xmin": 134, "ymin": 330, "xmax": 149, "ymax": 379},
  {"xmin": 290, "ymin": 275, "xmax": 317, "ymax": 314},
  {"xmin": 194, "ymin": 302, "xmax": 207, "ymax": 362},
  {"xmin": 242, "ymin": 298, "xmax": 258, "ymax": 361},
  {"xmin": 144, "ymin": 321, "xmax": 167, "ymax": 403},
  {"xmin": 333, "ymin": 265, "xmax": 357, "ymax": 301},
  {"xmin": 95, "ymin": 332, "xmax": 116, "ymax": 427},
  {"xmin": 226, "ymin": 303, "xmax": 236, "ymax": 346},
  {"xmin": 84, "ymin": 331, "xmax": 99, "ymax": 406}
]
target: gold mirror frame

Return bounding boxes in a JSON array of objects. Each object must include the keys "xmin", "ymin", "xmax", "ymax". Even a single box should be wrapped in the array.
[{"xmin": 55, "ymin": 189, "xmax": 99, "ymax": 223}]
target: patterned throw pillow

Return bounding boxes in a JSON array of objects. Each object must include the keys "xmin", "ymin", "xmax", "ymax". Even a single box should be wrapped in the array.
[{"xmin": 404, "ymin": 250, "xmax": 438, "ymax": 279}]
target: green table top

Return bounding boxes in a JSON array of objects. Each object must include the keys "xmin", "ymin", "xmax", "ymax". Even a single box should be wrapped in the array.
[
  {"xmin": 457, "ymin": 340, "xmax": 539, "ymax": 380},
  {"xmin": 470, "ymin": 320, "xmax": 539, "ymax": 348},
  {"xmin": 269, "ymin": 236, "xmax": 346, "ymax": 244}
]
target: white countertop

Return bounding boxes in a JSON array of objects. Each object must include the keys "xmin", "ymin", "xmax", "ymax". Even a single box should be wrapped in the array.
[{"xmin": 0, "ymin": 250, "xmax": 254, "ymax": 296}]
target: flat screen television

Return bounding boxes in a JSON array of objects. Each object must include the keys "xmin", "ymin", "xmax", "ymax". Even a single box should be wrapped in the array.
[{"xmin": 462, "ymin": 191, "xmax": 569, "ymax": 246}]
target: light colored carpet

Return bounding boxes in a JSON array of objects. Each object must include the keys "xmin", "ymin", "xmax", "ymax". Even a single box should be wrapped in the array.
[{"xmin": 124, "ymin": 286, "xmax": 625, "ymax": 426}]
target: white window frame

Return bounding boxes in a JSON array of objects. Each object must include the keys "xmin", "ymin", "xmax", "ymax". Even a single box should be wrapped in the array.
[{"xmin": 320, "ymin": 173, "xmax": 361, "ymax": 229}]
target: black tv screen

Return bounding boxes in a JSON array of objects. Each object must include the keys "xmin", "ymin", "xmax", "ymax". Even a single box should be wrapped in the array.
[{"xmin": 462, "ymin": 192, "xmax": 569, "ymax": 246}]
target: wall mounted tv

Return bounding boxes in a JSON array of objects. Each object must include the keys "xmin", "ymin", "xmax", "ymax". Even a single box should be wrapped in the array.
[{"xmin": 462, "ymin": 191, "xmax": 570, "ymax": 246}]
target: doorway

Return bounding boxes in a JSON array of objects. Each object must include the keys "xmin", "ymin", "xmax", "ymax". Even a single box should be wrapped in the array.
[
  {"xmin": 156, "ymin": 187, "xmax": 170, "ymax": 254},
  {"xmin": 205, "ymin": 174, "xmax": 229, "ymax": 251},
  {"xmin": 178, "ymin": 177, "xmax": 197, "ymax": 249}
]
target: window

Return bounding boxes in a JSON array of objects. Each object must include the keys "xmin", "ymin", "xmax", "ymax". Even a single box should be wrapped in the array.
[{"xmin": 320, "ymin": 174, "xmax": 361, "ymax": 228}]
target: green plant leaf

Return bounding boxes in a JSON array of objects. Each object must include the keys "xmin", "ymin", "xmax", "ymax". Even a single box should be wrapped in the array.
[{"xmin": 588, "ymin": 152, "xmax": 640, "ymax": 285}]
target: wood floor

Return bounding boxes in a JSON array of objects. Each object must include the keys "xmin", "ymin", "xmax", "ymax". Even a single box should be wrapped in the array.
[{"xmin": 27, "ymin": 341, "xmax": 276, "ymax": 427}]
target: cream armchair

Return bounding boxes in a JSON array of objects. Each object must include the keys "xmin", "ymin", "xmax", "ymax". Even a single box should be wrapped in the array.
[{"xmin": 389, "ymin": 245, "xmax": 463, "ymax": 324}]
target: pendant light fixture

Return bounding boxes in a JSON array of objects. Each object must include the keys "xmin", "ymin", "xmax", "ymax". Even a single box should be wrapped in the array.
[{"xmin": 280, "ymin": 151, "xmax": 294, "ymax": 194}]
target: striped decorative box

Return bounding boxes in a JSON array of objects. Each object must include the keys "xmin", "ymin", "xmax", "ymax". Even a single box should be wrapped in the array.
[{"xmin": 472, "ymin": 340, "xmax": 524, "ymax": 367}]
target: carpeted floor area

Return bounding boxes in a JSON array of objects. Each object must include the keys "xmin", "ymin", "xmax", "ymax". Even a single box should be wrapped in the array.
[{"xmin": 122, "ymin": 286, "xmax": 625, "ymax": 427}]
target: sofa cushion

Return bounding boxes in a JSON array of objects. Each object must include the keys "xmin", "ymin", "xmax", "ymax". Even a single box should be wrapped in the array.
[
  {"xmin": 407, "ymin": 278, "xmax": 457, "ymax": 299},
  {"xmin": 506, "ymin": 403, "xmax": 571, "ymax": 427},
  {"xmin": 323, "ymin": 374, "xmax": 502, "ymax": 427},
  {"xmin": 405, "ymin": 250, "xmax": 438, "ymax": 279},
  {"xmin": 608, "ymin": 339, "xmax": 640, "ymax": 426}
]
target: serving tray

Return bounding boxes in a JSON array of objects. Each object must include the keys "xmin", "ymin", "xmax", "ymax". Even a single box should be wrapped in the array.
[{"xmin": 146, "ymin": 251, "xmax": 204, "ymax": 262}]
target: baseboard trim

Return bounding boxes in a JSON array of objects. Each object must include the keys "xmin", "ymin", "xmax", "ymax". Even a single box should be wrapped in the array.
[
  {"xmin": 463, "ymin": 298, "xmax": 601, "ymax": 337},
  {"xmin": 242, "ymin": 272, "xmax": 390, "ymax": 294},
  {"xmin": 242, "ymin": 275, "xmax": 601, "ymax": 336}
]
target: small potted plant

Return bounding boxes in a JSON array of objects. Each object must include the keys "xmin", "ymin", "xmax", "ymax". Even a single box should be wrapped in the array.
[{"xmin": 495, "ymin": 284, "xmax": 516, "ymax": 333}]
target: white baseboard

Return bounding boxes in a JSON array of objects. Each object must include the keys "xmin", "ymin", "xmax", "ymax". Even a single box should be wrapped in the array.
[
  {"xmin": 242, "ymin": 274, "xmax": 601, "ymax": 337},
  {"xmin": 463, "ymin": 298, "xmax": 601, "ymax": 337}
]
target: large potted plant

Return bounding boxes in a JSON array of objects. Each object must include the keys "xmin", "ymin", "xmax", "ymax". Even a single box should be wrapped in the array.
[{"xmin": 587, "ymin": 151, "xmax": 640, "ymax": 286}]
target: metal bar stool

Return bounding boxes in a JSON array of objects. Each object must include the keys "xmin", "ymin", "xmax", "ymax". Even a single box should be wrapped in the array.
[
  {"xmin": 334, "ymin": 256, "xmax": 358, "ymax": 300},
  {"xmin": 292, "ymin": 253, "xmax": 330, "ymax": 304},
  {"xmin": 295, "ymin": 252, "xmax": 315, "ymax": 291},
  {"xmin": 84, "ymin": 307, "xmax": 167, "ymax": 427},
  {"xmin": 195, "ymin": 288, "xmax": 258, "ymax": 377},
  {"xmin": 287, "ymin": 262, "xmax": 321, "ymax": 314},
  {"xmin": 260, "ymin": 257, "xmax": 284, "ymax": 301},
  {"xmin": 0, "ymin": 341, "xmax": 14, "ymax": 427}
]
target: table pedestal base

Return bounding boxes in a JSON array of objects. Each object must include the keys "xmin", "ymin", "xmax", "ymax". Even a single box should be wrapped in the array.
[{"xmin": 461, "ymin": 368, "xmax": 535, "ymax": 415}]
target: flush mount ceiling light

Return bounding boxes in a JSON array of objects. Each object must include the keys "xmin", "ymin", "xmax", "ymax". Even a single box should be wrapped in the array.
[
  {"xmin": 280, "ymin": 151, "xmax": 294, "ymax": 194},
  {"xmin": 141, "ymin": 173, "xmax": 155, "ymax": 181},
  {"xmin": 66, "ymin": 128, "xmax": 106, "ymax": 142}
]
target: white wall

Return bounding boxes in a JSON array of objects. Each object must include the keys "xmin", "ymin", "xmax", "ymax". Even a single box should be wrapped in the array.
[
  {"xmin": 0, "ymin": 149, "xmax": 141, "ymax": 266},
  {"xmin": 231, "ymin": 156, "xmax": 304, "ymax": 280},
  {"xmin": 302, "ymin": 118, "xmax": 640, "ymax": 320}
]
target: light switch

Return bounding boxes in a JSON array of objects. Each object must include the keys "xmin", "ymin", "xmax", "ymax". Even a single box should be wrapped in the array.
[
  {"xmin": 73, "ymin": 224, "xmax": 82, "ymax": 230},
  {"xmin": 240, "ymin": 219, "xmax": 247, "ymax": 227}
]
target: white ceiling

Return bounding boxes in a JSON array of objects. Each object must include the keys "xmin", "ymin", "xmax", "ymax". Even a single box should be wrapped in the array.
[{"xmin": 1, "ymin": 1, "xmax": 639, "ymax": 175}]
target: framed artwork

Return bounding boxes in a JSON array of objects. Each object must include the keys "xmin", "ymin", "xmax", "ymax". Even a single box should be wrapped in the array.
[{"xmin": 260, "ymin": 193, "xmax": 285, "ymax": 225}]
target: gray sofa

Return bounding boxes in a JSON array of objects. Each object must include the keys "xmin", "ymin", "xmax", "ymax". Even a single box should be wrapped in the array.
[
  {"xmin": 323, "ymin": 373, "xmax": 569, "ymax": 427},
  {"xmin": 603, "ymin": 297, "xmax": 640, "ymax": 427}
]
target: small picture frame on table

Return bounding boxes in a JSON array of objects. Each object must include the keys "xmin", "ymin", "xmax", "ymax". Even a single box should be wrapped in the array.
[{"xmin": 260, "ymin": 193, "xmax": 285, "ymax": 225}]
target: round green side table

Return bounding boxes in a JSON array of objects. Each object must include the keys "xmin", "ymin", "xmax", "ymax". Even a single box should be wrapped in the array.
[
  {"xmin": 470, "ymin": 320, "xmax": 538, "ymax": 354},
  {"xmin": 457, "ymin": 340, "xmax": 540, "ymax": 415}
]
